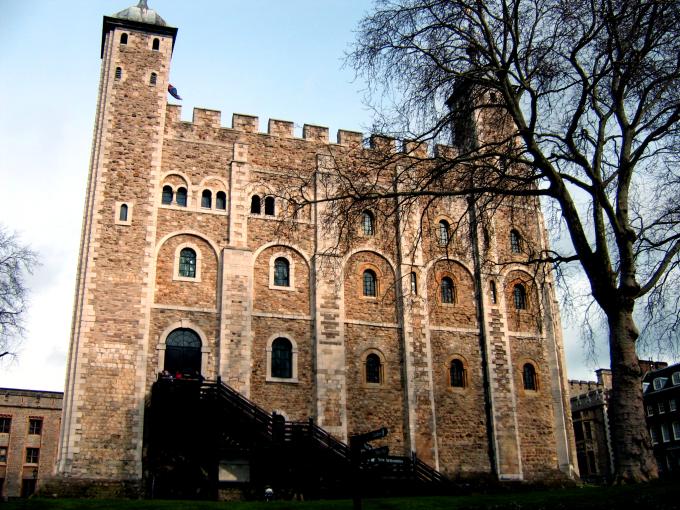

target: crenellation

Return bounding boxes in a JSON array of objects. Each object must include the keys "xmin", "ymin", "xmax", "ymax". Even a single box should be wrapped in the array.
[
  {"xmin": 232, "ymin": 113, "xmax": 259, "ymax": 133},
  {"xmin": 303, "ymin": 124, "xmax": 329, "ymax": 143},
  {"xmin": 404, "ymin": 140, "xmax": 429, "ymax": 158},
  {"xmin": 192, "ymin": 107, "xmax": 221, "ymax": 128},
  {"xmin": 370, "ymin": 134, "xmax": 396, "ymax": 152},
  {"xmin": 268, "ymin": 118, "xmax": 295, "ymax": 138}
]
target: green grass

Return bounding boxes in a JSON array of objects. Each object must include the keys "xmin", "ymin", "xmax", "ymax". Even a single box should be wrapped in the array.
[{"xmin": 4, "ymin": 481, "xmax": 679, "ymax": 510}]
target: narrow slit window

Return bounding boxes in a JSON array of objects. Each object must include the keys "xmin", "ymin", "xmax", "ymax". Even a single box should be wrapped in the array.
[
  {"xmin": 490, "ymin": 280, "xmax": 497, "ymax": 304},
  {"xmin": 152, "ymin": 38, "xmax": 160, "ymax": 51},
  {"xmin": 150, "ymin": 72, "xmax": 157, "ymax": 86},
  {"xmin": 410, "ymin": 272, "xmax": 417, "ymax": 295},
  {"xmin": 510, "ymin": 229, "xmax": 522, "ymax": 253},
  {"xmin": 264, "ymin": 196, "xmax": 275, "ymax": 216},
  {"xmin": 119, "ymin": 203, "xmax": 128, "ymax": 222},
  {"xmin": 362, "ymin": 210, "xmax": 374, "ymax": 235},
  {"xmin": 438, "ymin": 220, "xmax": 449, "ymax": 245},
  {"xmin": 120, "ymin": 33, "xmax": 128, "ymax": 45},
  {"xmin": 201, "ymin": 190, "xmax": 212, "ymax": 209},
  {"xmin": 115, "ymin": 67, "xmax": 122, "ymax": 80}
]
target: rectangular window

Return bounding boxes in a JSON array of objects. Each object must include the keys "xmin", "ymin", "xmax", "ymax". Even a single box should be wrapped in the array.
[
  {"xmin": 573, "ymin": 422, "xmax": 584, "ymax": 441},
  {"xmin": 647, "ymin": 404, "xmax": 654, "ymax": 416},
  {"xmin": 584, "ymin": 421, "xmax": 593, "ymax": 440},
  {"xmin": 650, "ymin": 427, "xmax": 659, "ymax": 445},
  {"xmin": 0, "ymin": 417, "xmax": 10, "ymax": 433},
  {"xmin": 673, "ymin": 422, "xmax": 680, "ymax": 440},
  {"xmin": 28, "ymin": 418, "xmax": 42, "ymax": 435},
  {"xmin": 587, "ymin": 450, "xmax": 597, "ymax": 475},
  {"xmin": 670, "ymin": 399, "xmax": 677, "ymax": 412},
  {"xmin": 25, "ymin": 447, "xmax": 39, "ymax": 464},
  {"xmin": 659, "ymin": 401, "xmax": 666, "ymax": 414},
  {"xmin": 0, "ymin": 447, "xmax": 7, "ymax": 463},
  {"xmin": 672, "ymin": 372, "xmax": 680, "ymax": 385},
  {"xmin": 661, "ymin": 424, "xmax": 670, "ymax": 443}
]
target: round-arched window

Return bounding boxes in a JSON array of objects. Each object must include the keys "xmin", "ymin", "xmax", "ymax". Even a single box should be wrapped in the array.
[
  {"xmin": 450, "ymin": 359, "xmax": 466, "ymax": 388},
  {"xmin": 179, "ymin": 248, "xmax": 196, "ymax": 278},
  {"xmin": 365, "ymin": 353, "xmax": 382, "ymax": 384},
  {"xmin": 363, "ymin": 270, "xmax": 377, "ymax": 297},
  {"xmin": 513, "ymin": 284, "xmax": 527, "ymax": 310},
  {"xmin": 164, "ymin": 328, "xmax": 202, "ymax": 376},
  {"xmin": 271, "ymin": 338, "xmax": 292, "ymax": 379},
  {"xmin": 523, "ymin": 363, "xmax": 538, "ymax": 391},
  {"xmin": 274, "ymin": 257, "xmax": 290, "ymax": 287},
  {"xmin": 362, "ymin": 210, "xmax": 375, "ymax": 236},
  {"xmin": 441, "ymin": 277, "xmax": 455, "ymax": 304},
  {"xmin": 438, "ymin": 220, "xmax": 450, "ymax": 245}
]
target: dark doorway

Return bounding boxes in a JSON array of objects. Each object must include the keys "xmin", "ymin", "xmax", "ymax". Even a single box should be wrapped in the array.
[{"xmin": 164, "ymin": 328, "xmax": 202, "ymax": 376}]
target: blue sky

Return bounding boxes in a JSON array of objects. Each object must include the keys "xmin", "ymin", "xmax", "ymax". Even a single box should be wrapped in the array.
[{"xmin": 0, "ymin": 0, "xmax": 631, "ymax": 391}]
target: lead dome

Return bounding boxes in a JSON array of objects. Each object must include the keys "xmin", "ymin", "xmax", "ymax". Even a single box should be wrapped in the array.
[{"xmin": 113, "ymin": 0, "xmax": 166, "ymax": 26}]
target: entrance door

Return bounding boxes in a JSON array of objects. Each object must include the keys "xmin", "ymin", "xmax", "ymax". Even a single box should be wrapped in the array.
[{"xmin": 164, "ymin": 328, "xmax": 202, "ymax": 376}]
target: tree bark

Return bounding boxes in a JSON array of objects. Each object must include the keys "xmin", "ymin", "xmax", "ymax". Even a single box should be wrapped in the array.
[{"xmin": 607, "ymin": 307, "xmax": 659, "ymax": 483}]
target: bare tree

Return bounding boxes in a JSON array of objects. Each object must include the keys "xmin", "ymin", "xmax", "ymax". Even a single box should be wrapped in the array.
[
  {"xmin": 0, "ymin": 225, "xmax": 38, "ymax": 360},
  {"xmin": 321, "ymin": 0, "xmax": 680, "ymax": 483}
]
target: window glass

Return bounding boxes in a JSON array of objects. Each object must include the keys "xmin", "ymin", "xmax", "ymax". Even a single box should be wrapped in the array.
[
  {"xmin": 670, "ymin": 399, "xmax": 677, "ymax": 412},
  {"xmin": 273, "ymin": 257, "xmax": 290, "ymax": 287},
  {"xmin": 176, "ymin": 187, "xmax": 187, "ymax": 207},
  {"xmin": 150, "ymin": 72, "xmax": 157, "ymax": 86},
  {"xmin": 164, "ymin": 328, "xmax": 201, "ymax": 376},
  {"xmin": 654, "ymin": 378, "xmax": 667, "ymax": 390},
  {"xmin": 523, "ymin": 363, "xmax": 537, "ymax": 390},
  {"xmin": 513, "ymin": 284, "xmax": 527, "ymax": 309},
  {"xmin": 115, "ymin": 67, "xmax": 122, "ymax": 80},
  {"xmin": 490, "ymin": 280, "xmax": 497, "ymax": 304},
  {"xmin": 410, "ymin": 272, "xmax": 417, "ymax": 295},
  {"xmin": 152, "ymin": 38, "xmax": 160, "ymax": 50},
  {"xmin": 201, "ymin": 190, "xmax": 212, "ymax": 208},
  {"xmin": 264, "ymin": 196, "xmax": 275, "ymax": 216},
  {"xmin": 0, "ymin": 446, "xmax": 7, "ymax": 463},
  {"xmin": 661, "ymin": 423, "xmax": 670, "ymax": 442},
  {"xmin": 162, "ymin": 185, "xmax": 173, "ymax": 204},
  {"xmin": 441, "ymin": 277, "xmax": 454, "ymax": 304},
  {"xmin": 216, "ymin": 191, "xmax": 226, "ymax": 210},
  {"xmin": 363, "ymin": 270, "xmax": 377, "ymax": 297},
  {"xmin": 647, "ymin": 404, "xmax": 654, "ymax": 416},
  {"xmin": 25, "ymin": 448, "xmax": 39, "ymax": 464},
  {"xmin": 119, "ymin": 204, "xmax": 128, "ymax": 222},
  {"xmin": 672, "ymin": 372, "xmax": 680, "ymax": 385},
  {"xmin": 650, "ymin": 427, "xmax": 659, "ymax": 444},
  {"xmin": 365, "ymin": 353, "xmax": 382, "ymax": 384},
  {"xmin": 510, "ymin": 229, "xmax": 522, "ymax": 253},
  {"xmin": 0, "ymin": 417, "xmax": 10, "ymax": 433},
  {"xmin": 250, "ymin": 195, "xmax": 261, "ymax": 214},
  {"xmin": 362, "ymin": 211, "xmax": 374, "ymax": 235},
  {"xmin": 450, "ymin": 359, "xmax": 465, "ymax": 388},
  {"xmin": 673, "ymin": 421, "xmax": 680, "ymax": 440},
  {"xmin": 659, "ymin": 402, "xmax": 666, "ymax": 414},
  {"xmin": 28, "ymin": 419, "xmax": 42, "ymax": 435},
  {"xmin": 179, "ymin": 248, "xmax": 196, "ymax": 278},
  {"xmin": 271, "ymin": 338, "xmax": 292, "ymax": 378},
  {"xmin": 438, "ymin": 220, "xmax": 449, "ymax": 245}
]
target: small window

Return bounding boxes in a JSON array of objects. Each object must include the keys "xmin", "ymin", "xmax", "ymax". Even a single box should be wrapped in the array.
[
  {"xmin": 0, "ymin": 446, "xmax": 7, "ymax": 463},
  {"xmin": 250, "ymin": 195, "xmax": 261, "ymax": 214},
  {"xmin": 510, "ymin": 229, "xmax": 522, "ymax": 253},
  {"xmin": 264, "ymin": 196, "xmax": 275, "ymax": 216},
  {"xmin": 216, "ymin": 191, "xmax": 226, "ymax": 210},
  {"xmin": 176, "ymin": 187, "xmax": 187, "ymax": 207},
  {"xmin": 659, "ymin": 402, "xmax": 666, "ymax": 414},
  {"xmin": 271, "ymin": 338, "xmax": 292, "ymax": 379},
  {"xmin": 584, "ymin": 421, "xmax": 592, "ymax": 440},
  {"xmin": 152, "ymin": 38, "xmax": 160, "ymax": 51},
  {"xmin": 490, "ymin": 280, "xmax": 497, "ymax": 304},
  {"xmin": 178, "ymin": 248, "xmax": 196, "ymax": 278},
  {"xmin": 150, "ymin": 72, "xmax": 157, "ymax": 86},
  {"xmin": 670, "ymin": 399, "xmax": 677, "ymax": 412},
  {"xmin": 365, "ymin": 353, "xmax": 382, "ymax": 384},
  {"xmin": 661, "ymin": 423, "xmax": 671, "ymax": 442},
  {"xmin": 672, "ymin": 372, "xmax": 680, "ymax": 385},
  {"xmin": 362, "ymin": 210, "xmax": 374, "ymax": 236},
  {"xmin": 450, "ymin": 359, "xmax": 466, "ymax": 388},
  {"xmin": 647, "ymin": 404, "xmax": 654, "ymax": 416},
  {"xmin": 120, "ymin": 33, "xmax": 128, "ymax": 45},
  {"xmin": 0, "ymin": 417, "xmax": 10, "ymax": 433},
  {"xmin": 28, "ymin": 419, "xmax": 42, "ymax": 436},
  {"xmin": 162, "ymin": 185, "xmax": 173, "ymax": 204},
  {"xmin": 673, "ymin": 421, "xmax": 680, "ymax": 440},
  {"xmin": 115, "ymin": 67, "xmax": 122, "ymax": 80},
  {"xmin": 25, "ymin": 448, "xmax": 39, "ymax": 464},
  {"xmin": 201, "ymin": 190, "xmax": 212, "ymax": 209},
  {"xmin": 653, "ymin": 378, "xmax": 667, "ymax": 391},
  {"xmin": 643, "ymin": 382, "xmax": 650, "ymax": 393},
  {"xmin": 363, "ymin": 270, "xmax": 377, "ymax": 297},
  {"xmin": 273, "ymin": 257, "xmax": 290, "ymax": 287},
  {"xmin": 650, "ymin": 427, "xmax": 659, "ymax": 444},
  {"xmin": 513, "ymin": 284, "xmax": 527, "ymax": 310},
  {"xmin": 523, "ymin": 363, "xmax": 537, "ymax": 391},
  {"xmin": 441, "ymin": 277, "xmax": 454, "ymax": 304},
  {"xmin": 410, "ymin": 272, "xmax": 417, "ymax": 295},
  {"xmin": 119, "ymin": 203, "xmax": 128, "ymax": 222},
  {"xmin": 438, "ymin": 220, "xmax": 449, "ymax": 245}
]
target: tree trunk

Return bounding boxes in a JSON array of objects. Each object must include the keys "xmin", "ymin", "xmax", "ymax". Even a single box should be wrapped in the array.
[{"xmin": 607, "ymin": 308, "xmax": 659, "ymax": 483}]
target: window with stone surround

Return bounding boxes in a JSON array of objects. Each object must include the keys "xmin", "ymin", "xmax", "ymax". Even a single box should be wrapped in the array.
[
  {"xmin": 152, "ymin": 38, "xmax": 160, "ymax": 51},
  {"xmin": 150, "ymin": 72, "xmax": 157, "ymax": 86},
  {"xmin": 115, "ymin": 67, "xmax": 122, "ymax": 81},
  {"xmin": 115, "ymin": 202, "xmax": 132, "ymax": 226},
  {"xmin": 264, "ymin": 196, "xmax": 276, "ymax": 216},
  {"xmin": 266, "ymin": 335, "xmax": 298, "ymax": 383},
  {"xmin": 216, "ymin": 191, "xmax": 226, "ymax": 210},
  {"xmin": 449, "ymin": 358, "xmax": 467, "ymax": 388},
  {"xmin": 28, "ymin": 418, "xmax": 42, "ymax": 435},
  {"xmin": 510, "ymin": 229, "xmax": 522, "ymax": 253},
  {"xmin": 164, "ymin": 328, "xmax": 202, "ymax": 376},
  {"xmin": 173, "ymin": 243, "xmax": 203, "ymax": 282},
  {"xmin": 363, "ymin": 351, "xmax": 384, "ymax": 385},
  {"xmin": 162, "ymin": 185, "xmax": 173, "ymax": 204},
  {"xmin": 438, "ymin": 220, "xmax": 450, "ymax": 246},
  {"xmin": 176, "ymin": 187, "xmax": 187, "ymax": 207},
  {"xmin": 362, "ymin": 210, "xmax": 375, "ymax": 236},
  {"xmin": 250, "ymin": 195, "xmax": 261, "ymax": 214},
  {"xmin": 0, "ymin": 417, "xmax": 10, "ymax": 433},
  {"xmin": 441, "ymin": 277, "xmax": 455, "ymax": 304},
  {"xmin": 179, "ymin": 248, "xmax": 196, "ymax": 278},
  {"xmin": 201, "ymin": 189, "xmax": 212, "ymax": 209},
  {"xmin": 523, "ymin": 362, "xmax": 538, "ymax": 391},
  {"xmin": 363, "ymin": 270, "xmax": 377, "ymax": 297},
  {"xmin": 273, "ymin": 258, "xmax": 290, "ymax": 287},
  {"xmin": 25, "ymin": 448, "xmax": 39, "ymax": 465},
  {"xmin": 513, "ymin": 284, "xmax": 527, "ymax": 310},
  {"xmin": 120, "ymin": 33, "xmax": 128, "ymax": 45}
]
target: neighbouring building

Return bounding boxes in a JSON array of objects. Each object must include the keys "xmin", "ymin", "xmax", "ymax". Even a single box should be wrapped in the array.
[
  {"xmin": 643, "ymin": 362, "xmax": 680, "ymax": 478},
  {"xmin": 0, "ymin": 389, "xmax": 63, "ymax": 499},
  {"xmin": 52, "ymin": 1, "xmax": 577, "ymax": 498}
]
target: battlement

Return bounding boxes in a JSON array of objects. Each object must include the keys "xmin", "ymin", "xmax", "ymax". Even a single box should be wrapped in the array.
[{"xmin": 166, "ymin": 104, "xmax": 446, "ymax": 156}]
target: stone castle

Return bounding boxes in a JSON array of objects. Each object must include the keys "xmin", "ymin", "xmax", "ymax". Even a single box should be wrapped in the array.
[{"xmin": 55, "ymin": 1, "xmax": 577, "ymax": 496}]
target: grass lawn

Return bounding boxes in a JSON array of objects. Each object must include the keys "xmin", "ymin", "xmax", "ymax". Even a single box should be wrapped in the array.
[{"xmin": 3, "ymin": 481, "xmax": 679, "ymax": 510}]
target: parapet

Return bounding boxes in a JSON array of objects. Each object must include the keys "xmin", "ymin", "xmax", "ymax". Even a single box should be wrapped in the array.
[{"xmin": 166, "ymin": 104, "xmax": 448, "ymax": 156}]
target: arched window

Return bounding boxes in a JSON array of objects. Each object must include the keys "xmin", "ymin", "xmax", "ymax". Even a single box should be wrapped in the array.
[
  {"xmin": 523, "ymin": 363, "xmax": 537, "ymax": 391},
  {"xmin": 438, "ymin": 220, "xmax": 450, "ymax": 245},
  {"xmin": 150, "ymin": 72, "xmax": 157, "ymax": 86},
  {"xmin": 152, "ymin": 38, "xmax": 160, "ymax": 51},
  {"xmin": 179, "ymin": 248, "xmax": 196, "ymax": 278},
  {"xmin": 274, "ymin": 257, "xmax": 290, "ymax": 287},
  {"xmin": 510, "ymin": 229, "xmax": 522, "ymax": 253},
  {"xmin": 441, "ymin": 277, "xmax": 454, "ymax": 304},
  {"xmin": 119, "ymin": 204, "xmax": 128, "ymax": 222},
  {"xmin": 201, "ymin": 190, "xmax": 212, "ymax": 208},
  {"xmin": 513, "ymin": 284, "xmax": 527, "ymax": 310},
  {"xmin": 162, "ymin": 185, "xmax": 173, "ymax": 204},
  {"xmin": 250, "ymin": 195, "xmax": 261, "ymax": 214},
  {"xmin": 115, "ymin": 67, "xmax": 122, "ymax": 80},
  {"xmin": 120, "ymin": 33, "xmax": 128, "ymax": 45},
  {"xmin": 490, "ymin": 280, "xmax": 497, "ymax": 304},
  {"xmin": 365, "ymin": 353, "xmax": 382, "ymax": 384},
  {"xmin": 450, "ymin": 359, "xmax": 466, "ymax": 388},
  {"xmin": 164, "ymin": 328, "xmax": 201, "ymax": 376},
  {"xmin": 176, "ymin": 187, "xmax": 187, "ymax": 207},
  {"xmin": 216, "ymin": 191, "xmax": 226, "ymax": 210},
  {"xmin": 363, "ymin": 270, "xmax": 377, "ymax": 297},
  {"xmin": 362, "ymin": 210, "xmax": 374, "ymax": 235},
  {"xmin": 271, "ymin": 338, "xmax": 292, "ymax": 378},
  {"xmin": 264, "ymin": 196, "xmax": 275, "ymax": 216},
  {"xmin": 410, "ymin": 272, "xmax": 417, "ymax": 295}
]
